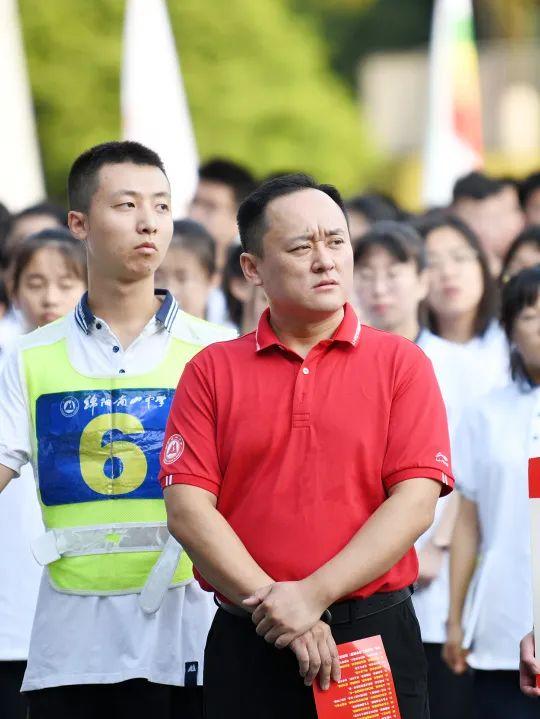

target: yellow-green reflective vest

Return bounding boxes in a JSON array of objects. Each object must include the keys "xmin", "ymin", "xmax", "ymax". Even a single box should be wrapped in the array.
[{"xmin": 23, "ymin": 329, "xmax": 206, "ymax": 596}]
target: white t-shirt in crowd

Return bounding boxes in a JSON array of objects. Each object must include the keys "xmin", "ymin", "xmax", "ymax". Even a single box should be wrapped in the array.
[
  {"xmin": 0, "ymin": 463, "xmax": 43, "ymax": 661},
  {"xmin": 0, "ymin": 291, "xmax": 235, "ymax": 690},
  {"xmin": 453, "ymin": 380, "xmax": 537, "ymax": 670},
  {"xmin": 412, "ymin": 326, "xmax": 510, "ymax": 644}
]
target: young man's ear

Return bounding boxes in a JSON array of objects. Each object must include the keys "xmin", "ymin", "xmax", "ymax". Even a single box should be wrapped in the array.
[
  {"xmin": 68, "ymin": 211, "xmax": 88, "ymax": 244},
  {"xmin": 240, "ymin": 253, "xmax": 263, "ymax": 287}
]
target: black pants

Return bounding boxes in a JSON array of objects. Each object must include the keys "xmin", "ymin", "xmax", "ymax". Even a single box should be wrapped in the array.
[
  {"xmin": 423, "ymin": 642, "xmax": 475, "ymax": 719},
  {"xmin": 204, "ymin": 598, "xmax": 429, "ymax": 719},
  {"xmin": 26, "ymin": 681, "xmax": 203, "ymax": 719},
  {"xmin": 473, "ymin": 670, "xmax": 539, "ymax": 719},
  {"xmin": 0, "ymin": 661, "xmax": 28, "ymax": 719}
]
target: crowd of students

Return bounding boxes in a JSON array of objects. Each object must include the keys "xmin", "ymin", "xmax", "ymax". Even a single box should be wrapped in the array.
[{"xmin": 2, "ymin": 157, "xmax": 540, "ymax": 718}]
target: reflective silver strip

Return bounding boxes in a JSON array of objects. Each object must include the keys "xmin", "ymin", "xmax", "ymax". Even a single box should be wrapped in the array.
[{"xmin": 49, "ymin": 522, "xmax": 170, "ymax": 558}]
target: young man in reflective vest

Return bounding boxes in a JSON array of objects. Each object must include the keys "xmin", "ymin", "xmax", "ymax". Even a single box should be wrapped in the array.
[{"xmin": 0, "ymin": 141, "xmax": 235, "ymax": 719}]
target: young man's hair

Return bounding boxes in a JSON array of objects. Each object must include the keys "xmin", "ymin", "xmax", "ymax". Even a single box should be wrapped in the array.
[
  {"xmin": 519, "ymin": 171, "xmax": 540, "ymax": 209},
  {"xmin": 452, "ymin": 171, "xmax": 504, "ymax": 203},
  {"xmin": 9, "ymin": 201, "xmax": 67, "ymax": 228},
  {"xmin": 170, "ymin": 219, "xmax": 216, "ymax": 278},
  {"xmin": 353, "ymin": 220, "xmax": 426, "ymax": 273},
  {"xmin": 199, "ymin": 159, "xmax": 256, "ymax": 206},
  {"xmin": 237, "ymin": 173, "xmax": 347, "ymax": 257},
  {"xmin": 501, "ymin": 264, "xmax": 540, "ymax": 384},
  {"xmin": 68, "ymin": 141, "xmax": 166, "ymax": 213},
  {"xmin": 346, "ymin": 193, "xmax": 405, "ymax": 225}
]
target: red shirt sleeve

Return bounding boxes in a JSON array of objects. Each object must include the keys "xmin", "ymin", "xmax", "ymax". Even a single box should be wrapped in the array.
[
  {"xmin": 382, "ymin": 344, "xmax": 454, "ymax": 496},
  {"xmin": 159, "ymin": 356, "xmax": 222, "ymax": 495}
]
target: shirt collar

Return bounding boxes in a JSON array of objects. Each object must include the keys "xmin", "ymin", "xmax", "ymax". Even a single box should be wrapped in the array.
[
  {"xmin": 255, "ymin": 303, "xmax": 361, "ymax": 352},
  {"xmin": 74, "ymin": 289, "xmax": 179, "ymax": 335}
]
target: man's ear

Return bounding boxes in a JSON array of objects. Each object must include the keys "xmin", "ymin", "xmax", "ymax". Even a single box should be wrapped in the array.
[
  {"xmin": 240, "ymin": 252, "xmax": 264, "ymax": 287},
  {"xmin": 68, "ymin": 210, "xmax": 89, "ymax": 244}
]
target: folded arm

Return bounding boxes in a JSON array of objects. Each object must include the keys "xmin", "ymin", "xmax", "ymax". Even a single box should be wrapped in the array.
[{"xmin": 247, "ymin": 477, "xmax": 441, "ymax": 647}]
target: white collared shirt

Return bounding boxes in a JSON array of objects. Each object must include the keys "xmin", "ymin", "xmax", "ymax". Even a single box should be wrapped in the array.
[
  {"xmin": 0, "ymin": 291, "xmax": 235, "ymax": 690},
  {"xmin": 454, "ymin": 380, "xmax": 537, "ymax": 670},
  {"xmin": 413, "ymin": 328, "xmax": 510, "ymax": 644}
]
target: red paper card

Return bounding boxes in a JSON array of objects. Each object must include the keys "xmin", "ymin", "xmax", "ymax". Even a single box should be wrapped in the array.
[{"xmin": 313, "ymin": 635, "xmax": 401, "ymax": 718}]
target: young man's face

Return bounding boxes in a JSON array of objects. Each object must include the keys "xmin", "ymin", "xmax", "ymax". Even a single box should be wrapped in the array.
[
  {"xmin": 188, "ymin": 180, "xmax": 238, "ymax": 250},
  {"xmin": 242, "ymin": 189, "xmax": 353, "ymax": 321},
  {"xmin": 70, "ymin": 162, "xmax": 173, "ymax": 281}
]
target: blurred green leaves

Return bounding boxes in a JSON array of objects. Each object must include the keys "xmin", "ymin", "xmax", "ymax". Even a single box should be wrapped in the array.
[{"xmin": 19, "ymin": 0, "xmax": 378, "ymax": 202}]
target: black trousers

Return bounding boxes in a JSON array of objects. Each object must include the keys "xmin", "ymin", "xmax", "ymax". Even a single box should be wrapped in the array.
[
  {"xmin": 473, "ymin": 670, "xmax": 539, "ymax": 719},
  {"xmin": 203, "ymin": 598, "xmax": 429, "ymax": 719},
  {"xmin": 26, "ymin": 681, "xmax": 203, "ymax": 719},
  {"xmin": 0, "ymin": 661, "xmax": 28, "ymax": 719},
  {"xmin": 423, "ymin": 642, "xmax": 475, "ymax": 719}
]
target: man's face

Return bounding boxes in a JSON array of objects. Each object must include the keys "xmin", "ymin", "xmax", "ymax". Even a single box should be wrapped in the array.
[
  {"xmin": 244, "ymin": 189, "xmax": 353, "ymax": 320},
  {"xmin": 188, "ymin": 180, "xmax": 238, "ymax": 249},
  {"xmin": 454, "ymin": 187, "xmax": 524, "ymax": 268},
  {"xmin": 69, "ymin": 163, "xmax": 172, "ymax": 282}
]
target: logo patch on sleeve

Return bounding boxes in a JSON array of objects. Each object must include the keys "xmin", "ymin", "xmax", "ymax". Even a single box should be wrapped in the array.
[
  {"xmin": 164, "ymin": 433, "xmax": 185, "ymax": 464},
  {"xmin": 184, "ymin": 661, "xmax": 198, "ymax": 687}
]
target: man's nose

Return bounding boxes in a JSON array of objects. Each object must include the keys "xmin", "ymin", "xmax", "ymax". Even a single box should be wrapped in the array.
[
  {"xmin": 137, "ymin": 208, "xmax": 158, "ymax": 234},
  {"xmin": 312, "ymin": 244, "xmax": 335, "ymax": 271}
]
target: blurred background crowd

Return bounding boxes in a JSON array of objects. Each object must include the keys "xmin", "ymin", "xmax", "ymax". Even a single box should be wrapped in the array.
[{"xmin": 2, "ymin": 0, "xmax": 540, "ymax": 718}]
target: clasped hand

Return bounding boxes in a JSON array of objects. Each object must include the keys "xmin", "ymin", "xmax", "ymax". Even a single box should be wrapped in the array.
[{"xmin": 243, "ymin": 580, "xmax": 341, "ymax": 690}]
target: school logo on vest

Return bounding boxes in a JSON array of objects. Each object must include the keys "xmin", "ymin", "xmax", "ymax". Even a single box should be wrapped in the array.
[
  {"xmin": 164, "ymin": 434, "xmax": 185, "ymax": 464},
  {"xmin": 60, "ymin": 396, "xmax": 79, "ymax": 418}
]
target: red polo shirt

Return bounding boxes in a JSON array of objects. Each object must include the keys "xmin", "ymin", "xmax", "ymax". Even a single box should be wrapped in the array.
[{"xmin": 160, "ymin": 304, "xmax": 453, "ymax": 600}]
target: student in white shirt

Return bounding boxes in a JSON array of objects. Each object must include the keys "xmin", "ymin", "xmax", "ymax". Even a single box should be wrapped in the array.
[
  {"xmin": 0, "ymin": 141, "xmax": 235, "ymax": 719},
  {"xmin": 417, "ymin": 213, "xmax": 510, "ymax": 394},
  {"xmin": 444, "ymin": 265, "xmax": 540, "ymax": 718},
  {"xmin": 0, "ymin": 229, "xmax": 87, "ymax": 719},
  {"xmin": 354, "ymin": 220, "xmax": 474, "ymax": 719}
]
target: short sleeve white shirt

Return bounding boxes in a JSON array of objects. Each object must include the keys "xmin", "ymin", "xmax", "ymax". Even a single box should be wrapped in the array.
[
  {"xmin": 0, "ymin": 291, "xmax": 236, "ymax": 690},
  {"xmin": 412, "ymin": 328, "xmax": 510, "ymax": 644},
  {"xmin": 453, "ymin": 381, "xmax": 537, "ymax": 670}
]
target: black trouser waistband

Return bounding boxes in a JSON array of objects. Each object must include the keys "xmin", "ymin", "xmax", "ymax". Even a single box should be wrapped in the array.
[{"xmin": 216, "ymin": 586, "xmax": 413, "ymax": 626}]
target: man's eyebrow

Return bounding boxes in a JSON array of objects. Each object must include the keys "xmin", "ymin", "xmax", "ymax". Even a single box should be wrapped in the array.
[{"xmin": 111, "ymin": 190, "xmax": 171, "ymax": 198}]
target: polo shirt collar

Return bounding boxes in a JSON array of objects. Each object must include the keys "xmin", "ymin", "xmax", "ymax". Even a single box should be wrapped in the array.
[
  {"xmin": 255, "ymin": 303, "xmax": 361, "ymax": 352},
  {"xmin": 74, "ymin": 289, "xmax": 179, "ymax": 335}
]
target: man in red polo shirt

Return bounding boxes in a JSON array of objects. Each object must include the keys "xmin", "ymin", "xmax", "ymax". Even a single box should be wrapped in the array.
[{"xmin": 159, "ymin": 174, "xmax": 453, "ymax": 719}]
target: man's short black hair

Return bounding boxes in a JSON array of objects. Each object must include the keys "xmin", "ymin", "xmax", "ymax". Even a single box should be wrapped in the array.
[
  {"xmin": 199, "ymin": 159, "xmax": 256, "ymax": 206},
  {"xmin": 237, "ymin": 173, "xmax": 347, "ymax": 257},
  {"xmin": 519, "ymin": 171, "xmax": 540, "ymax": 209},
  {"xmin": 346, "ymin": 193, "xmax": 404, "ymax": 224},
  {"xmin": 452, "ymin": 171, "xmax": 504, "ymax": 203},
  {"xmin": 68, "ymin": 141, "xmax": 167, "ymax": 212}
]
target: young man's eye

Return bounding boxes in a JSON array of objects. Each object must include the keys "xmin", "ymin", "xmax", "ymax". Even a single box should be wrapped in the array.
[
  {"xmin": 157, "ymin": 203, "xmax": 169, "ymax": 211},
  {"xmin": 116, "ymin": 202, "xmax": 135, "ymax": 208}
]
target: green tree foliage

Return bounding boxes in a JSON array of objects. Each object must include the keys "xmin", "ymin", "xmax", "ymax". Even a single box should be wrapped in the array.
[{"xmin": 19, "ymin": 0, "xmax": 378, "ymax": 201}]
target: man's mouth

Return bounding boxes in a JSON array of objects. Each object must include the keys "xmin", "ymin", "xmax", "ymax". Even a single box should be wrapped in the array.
[{"xmin": 134, "ymin": 242, "xmax": 158, "ymax": 251}]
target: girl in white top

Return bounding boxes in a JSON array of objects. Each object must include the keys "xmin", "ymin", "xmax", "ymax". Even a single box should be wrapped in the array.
[
  {"xmin": 417, "ymin": 213, "xmax": 510, "ymax": 394},
  {"xmin": 353, "ymin": 220, "xmax": 475, "ymax": 719},
  {"xmin": 444, "ymin": 265, "xmax": 540, "ymax": 718},
  {"xmin": 0, "ymin": 228, "xmax": 86, "ymax": 719}
]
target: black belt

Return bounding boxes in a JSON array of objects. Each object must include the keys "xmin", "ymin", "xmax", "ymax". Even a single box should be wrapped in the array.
[{"xmin": 216, "ymin": 586, "xmax": 412, "ymax": 626}]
